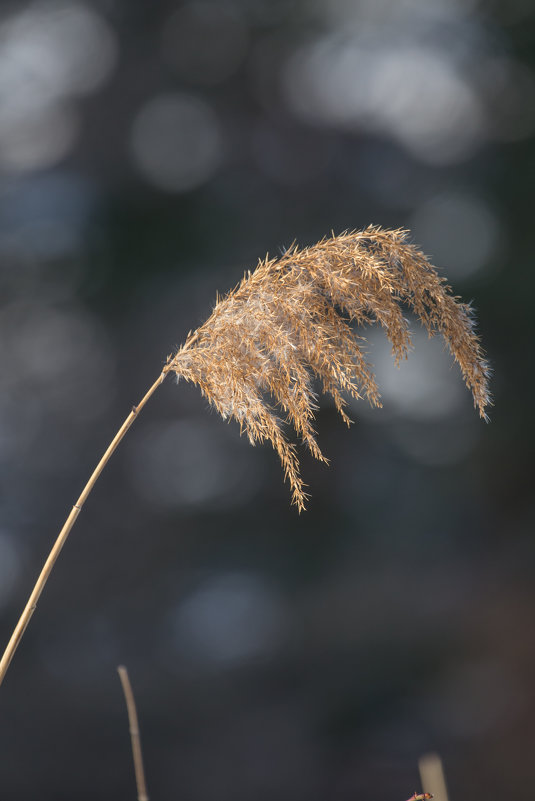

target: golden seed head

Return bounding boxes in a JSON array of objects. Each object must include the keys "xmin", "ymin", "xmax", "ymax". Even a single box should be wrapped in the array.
[{"xmin": 167, "ymin": 226, "xmax": 491, "ymax": 510}]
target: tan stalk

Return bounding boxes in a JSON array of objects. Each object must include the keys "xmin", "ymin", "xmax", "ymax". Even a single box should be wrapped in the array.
[
  {"xmin": 118, "ymin": 665, "xmax": 149, "ymax": 801},
  {"xmin": 0, "ymin": 370, "xmax": 169, "ymax": 687}
]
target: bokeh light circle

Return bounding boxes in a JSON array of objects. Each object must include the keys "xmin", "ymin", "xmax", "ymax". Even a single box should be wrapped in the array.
[{"xmin": 130, "ymin": 93, "xmax": 224, "ymax": 192}]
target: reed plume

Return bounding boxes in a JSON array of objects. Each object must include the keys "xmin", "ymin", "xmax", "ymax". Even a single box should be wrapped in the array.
[
  {"xmin": 0, "ymin": 226, "xmax": 490, "ymax": 687},
  {"xmin": 168, "ymin": 226, "xmax": 490, "ymax": 510}
]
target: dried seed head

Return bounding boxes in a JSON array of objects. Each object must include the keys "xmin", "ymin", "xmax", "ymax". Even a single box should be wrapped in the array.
[{"xmin": 166, "ymin": 227, "xmax": 491, "ymax": 510}]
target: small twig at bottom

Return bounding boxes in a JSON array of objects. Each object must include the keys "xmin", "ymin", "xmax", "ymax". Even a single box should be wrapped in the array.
[
  {"xmin": 419, "ymin": 752, "xmax": 449, "ymax": 801},
  {"xmin": 117, "ymin": 665, "xmax": 149, "ymax": 801}
]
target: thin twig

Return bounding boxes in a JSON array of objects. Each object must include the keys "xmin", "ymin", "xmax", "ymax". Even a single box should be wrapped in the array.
[
  {"xmin": 118, "ymin": 665, "xmax": 149, "ymax": 801},
  {"xmin": 419, "ymin": 753, "xmax": 449, "ymax": 801},
  {"xmin": 0, "ymin": 370, "xmax": 169, "ymax": 687}
]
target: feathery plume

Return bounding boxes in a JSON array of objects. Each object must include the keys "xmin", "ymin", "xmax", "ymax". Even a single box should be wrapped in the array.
[
  {"xmin": 167, "ymin": 226, "xmax": 490, "ymax": 510},
  {"xmin": 0, "ymin": 224, "xmax": 491, "ymax": 688}
]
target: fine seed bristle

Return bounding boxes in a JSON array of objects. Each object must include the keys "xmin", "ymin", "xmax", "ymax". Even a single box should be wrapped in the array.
[{"xmin": 167, "ymin": 226, "xmax": 491, "ymax": 510}]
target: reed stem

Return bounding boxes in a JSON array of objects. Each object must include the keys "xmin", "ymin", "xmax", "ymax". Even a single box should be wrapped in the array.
[
  {"xmin": 118, "ymin": 665, "xmax": 149, "ymax": 801},
  {"xmin": 0, "ymin": 370, "xmax": 168, "ymax": 687}
]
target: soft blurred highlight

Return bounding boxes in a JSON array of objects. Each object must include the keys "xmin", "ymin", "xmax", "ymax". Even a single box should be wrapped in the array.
[
  {"xmin": 130, "ymin": 93, "xmax": 224, "ymax": 192},
  {"xmin": 0, "ymin": 1, "xmax": 117, "ymax": 170}
]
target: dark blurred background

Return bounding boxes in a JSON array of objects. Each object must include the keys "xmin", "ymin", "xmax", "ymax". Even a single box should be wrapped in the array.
[{"xmin": 0, "ymin": 0, "xmax": 533, "ymax": 799}]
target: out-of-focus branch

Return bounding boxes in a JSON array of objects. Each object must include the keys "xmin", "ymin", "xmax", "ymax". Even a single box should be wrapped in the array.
[{"xmin": 118, "ymin": 665, "xmax": 149, "ymax": 801}]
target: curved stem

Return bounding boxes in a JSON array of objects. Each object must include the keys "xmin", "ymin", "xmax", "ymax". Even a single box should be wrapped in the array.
[
  {"xmin": 0, "ymin": 370, "xmax": 169, "ymax": 687},
  {"xmin": 118, "ymin": 665, "xmax": 149, "ymax": 801}
]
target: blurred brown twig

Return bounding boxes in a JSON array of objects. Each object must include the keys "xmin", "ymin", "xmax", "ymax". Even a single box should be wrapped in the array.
[{"xmin": 118, "ymin": 665, "xmax": 149, "ymax": 801}]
